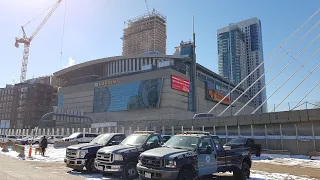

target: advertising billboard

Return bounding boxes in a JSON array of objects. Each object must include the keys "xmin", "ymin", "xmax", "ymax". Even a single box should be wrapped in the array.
[
  {"xmin": 206, "ymin": 81, "xmax": 231, "ymax": 105},
  {"xmin": 171, "ymin": 74, "xmax": 190, "ymax": 93},
  {"xmin": 93, "ymin": 78, "xmax": 163, "ymax": 112}
]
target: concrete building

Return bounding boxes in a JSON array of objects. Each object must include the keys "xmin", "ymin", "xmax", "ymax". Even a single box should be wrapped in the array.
[
  {"xmin": 217, "ymin": 18, "xmax": 267, "ymax": 113},
  {"xmin": 0, "ymin": 76, "xmax": 58, "ymax": 128},
  {"xmin": 122, "ymin": 9, "xmax": 167, "ymax": 56},
  {"xmin": 53, "ymin": 54, "xmax": 254, "ymax": 124}
]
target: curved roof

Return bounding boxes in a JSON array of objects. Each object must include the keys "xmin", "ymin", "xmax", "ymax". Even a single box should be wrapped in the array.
[{"xmin": 53, "ymin": 54, "xmax": 184, "ymax": 78}]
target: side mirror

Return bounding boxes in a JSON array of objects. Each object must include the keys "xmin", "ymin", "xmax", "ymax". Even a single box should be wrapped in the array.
[
  {"xmin": 147, "ymin": 142, "xmax": 155, "ymax": 148},
  {"xmin": 108, "ymin": 141, "xmax": 116, "ymax": 146}
]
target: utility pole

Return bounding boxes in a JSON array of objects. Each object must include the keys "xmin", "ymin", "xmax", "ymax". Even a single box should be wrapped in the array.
[{"xmin": 192, "ymin": 15, "xmax": 197, "ymax": 113}]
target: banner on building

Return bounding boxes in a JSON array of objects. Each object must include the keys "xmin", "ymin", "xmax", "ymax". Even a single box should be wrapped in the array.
[
  {"xmin": 206, "ymin": 81, "xmax": 231, "ymax": 105},
  {"xmin": 171, "ymin": 74, "xmax": 190, "ymax": 93}
]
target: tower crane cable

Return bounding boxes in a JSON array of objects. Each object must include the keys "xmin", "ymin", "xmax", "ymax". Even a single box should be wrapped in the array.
[
  {"xmin": 275, "ymin": 58, "xmax": 320, "ymax": 112},
  {"xmin": 235, "ymin": 33, "xmax": 320, "ymax": 115},
  {"xmin": 207, "ymin": 8, "xmax": 320, "ymax": 114},
  {"xmin": 217, "ymin": 20, "xmax": 320, "ymax": 116},
  {"xmin": 22, "ymin": 3, "xmax": 56, "ymax": 27},
  {"xmin": 252, "ymin": 47, "xmax": 320, "ymax": 114},
  {"xmin": 59, "ymin": 0, "xmax": 67, "ymax": 69}
]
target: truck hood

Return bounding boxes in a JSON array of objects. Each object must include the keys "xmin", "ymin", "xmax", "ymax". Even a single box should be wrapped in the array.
[
  {"xmin": 68, "ymin": 143, "xmax": 102, "ymax": 150},
  {"xmin": 99, "ymin": 144, "xmax": 142, "ymax": 154},
  {"xmin": 141, "ymin": 147, "xmax": 192, "ymax": 159}
]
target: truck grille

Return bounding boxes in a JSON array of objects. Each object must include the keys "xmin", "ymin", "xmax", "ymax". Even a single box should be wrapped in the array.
[
  {"xmin": 66, "ymin": 149, "xmax": 77, "ymax": 158},
  {"xmin": 96, "ymin": 152, "xmax": 113, "ymax": 163},
  {"xmin": 141, "ymin": 156, "xmax": 164, "ymax": 168}
]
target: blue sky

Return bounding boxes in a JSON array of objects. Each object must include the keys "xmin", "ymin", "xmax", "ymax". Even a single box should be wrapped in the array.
[{"xmin": 0, "ymin": 0, "xmax": 319, "ymax": 112}]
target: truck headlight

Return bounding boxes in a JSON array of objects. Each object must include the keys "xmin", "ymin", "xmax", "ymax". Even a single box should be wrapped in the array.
[
  {"xmin": 114, "ymin": 154, "xmax": 123, "ymax": 161},
  {"xmin": 77, "ymin": 150, "xmax": 88, "ymax": 158},
  {"xmin": 166, "ymin": 160, "xmax": 177, "ymax": 168}
]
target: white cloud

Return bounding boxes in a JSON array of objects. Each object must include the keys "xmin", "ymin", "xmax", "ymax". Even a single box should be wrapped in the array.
[{"xmin": 64, "ymin": 57, "xmax": 75, "ymax": 68}]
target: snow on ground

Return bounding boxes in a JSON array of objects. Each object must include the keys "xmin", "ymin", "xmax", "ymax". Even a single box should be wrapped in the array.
[
  {"xmin": 0, "ymin": 144, "xmax": 66, "ymax": 162},
  {"xmin": 252, "ymin": 154, "xmax": 320, "ymax": 168}
]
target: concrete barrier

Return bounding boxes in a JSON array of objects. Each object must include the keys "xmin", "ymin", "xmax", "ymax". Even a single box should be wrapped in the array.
[
  {"xmin": 54, "ymin": 141, "xmax": 78, "ymax": 148},
  {"xmin": 12, "ymin": 144, "xmax": 25, "ymax": 157},
  {"xmin": 0, "ymin": 142, "xmax": 9, "ymax": 152},
  {"xmin": 262, "ymin": 149, "xmax": 291, "ymax": 155},
  {"xmin": 309, "ymin": 151, "xmax": 320, "ymax": 159}
]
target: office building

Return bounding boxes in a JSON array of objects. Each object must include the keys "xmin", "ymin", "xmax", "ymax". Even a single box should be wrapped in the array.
[
  {"xmin": 217, "ymin": 18, "xmax": 267, "ymax": 113},
  {"xmin": 122, "ymin": 9, "xmax": 167, "ymax": 56}
]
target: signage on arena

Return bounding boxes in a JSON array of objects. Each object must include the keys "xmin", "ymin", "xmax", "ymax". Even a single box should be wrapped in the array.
[
  {"xmin": 95, "ymin": 79, "xmax": 117, "ymax": 87},
  {"xmin": 171, "ymin": 74, "xmax": 190, "ymax": 93}
]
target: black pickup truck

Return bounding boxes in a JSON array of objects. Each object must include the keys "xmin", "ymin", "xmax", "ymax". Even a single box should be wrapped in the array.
[
  {"xmin": 223, "ymin": 137, "xmax": 262, "ymax": 157},
  {"xmin": 94, "ymin": 131, "xmax": 164, "ymax": 180},
  {"xmin": 137, "ymin": 131, "xmax": 252, "ymax": 180},
  {"xmin": 64, "ymin": 133, "xmax": 126, "ymax": 173}
]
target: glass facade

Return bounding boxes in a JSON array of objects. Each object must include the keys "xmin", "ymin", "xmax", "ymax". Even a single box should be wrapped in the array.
[
  {"xmin": 57, "ymin": 94, "xmax": 64, "ymax": 108},
  {"xmin": 93, "ymin": 78, "xmax": 163, "ymax": 112}
]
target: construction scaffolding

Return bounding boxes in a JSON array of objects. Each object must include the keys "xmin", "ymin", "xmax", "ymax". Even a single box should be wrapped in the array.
[{"xmin": 122, "ymin": 9, "xmax": 167, "ymax": 56}]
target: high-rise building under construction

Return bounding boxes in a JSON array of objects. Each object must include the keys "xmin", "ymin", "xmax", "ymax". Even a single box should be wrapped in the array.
[{"xmin": 122, "ymin": 9, "xmax": 167, "ymax": 56}]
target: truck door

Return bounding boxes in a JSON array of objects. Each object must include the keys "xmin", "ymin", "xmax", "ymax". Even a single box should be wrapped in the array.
[{"xmin": 197, "ymin": 137, "xmax": 218, "ymax": 176}]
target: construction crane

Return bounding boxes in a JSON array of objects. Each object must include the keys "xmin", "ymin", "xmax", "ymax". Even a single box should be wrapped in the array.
[{"xmin": 15, "ymin": 0, "xmax": 62, "ymax": 83}]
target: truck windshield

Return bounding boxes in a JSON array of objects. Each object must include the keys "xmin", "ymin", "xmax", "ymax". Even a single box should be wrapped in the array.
[
  {"xmin": 229, "ymin": 138, "xmax": 246, "ymax": 144},
  {"xmin": 68, "ymin": 133, "xmax": 81, "ymax": 139},
  {"xmin": 164, "ymin": 136, "xmax": 199, "ymax": 150},
  {"xmin": 121, "ymin": 134, "xmax": 149, "ymax": 146},
  {"xmin": 91, "ymin": 134, "xmax": 112, "ymax": 145}
]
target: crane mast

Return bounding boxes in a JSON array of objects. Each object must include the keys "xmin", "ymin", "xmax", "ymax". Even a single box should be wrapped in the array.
[{"xmin": 15, "ymin": 0, "xmax": 62, "ymax": 83}]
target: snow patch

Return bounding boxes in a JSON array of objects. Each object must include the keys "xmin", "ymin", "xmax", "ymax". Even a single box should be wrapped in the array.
[
  {"xmin": 0, "ymin": 144, "xmax": 66, "ymax": 162},
  {"xmin": 252, "ymin": 154, "xmax": 320, "ymax": 168},
  {"xmin": 249, "ymin": 170, "xmax": 316, "ymax": 180}
]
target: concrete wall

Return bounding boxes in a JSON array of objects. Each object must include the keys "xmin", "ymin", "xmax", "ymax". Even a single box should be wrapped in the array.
[{"xmin": 58, "ymin": 69, "xmax": 255, "ymax": 123}]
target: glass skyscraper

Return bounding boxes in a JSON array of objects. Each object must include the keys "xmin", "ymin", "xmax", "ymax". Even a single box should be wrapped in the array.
[{"xmin": 217, "ymin": 18, "xmax": 267, "ymax": 113}]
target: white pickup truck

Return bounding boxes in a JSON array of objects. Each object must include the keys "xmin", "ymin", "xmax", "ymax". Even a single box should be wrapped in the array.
[{"xmin": 62, "ymin": 132, "xmax": 99, "ymax": 143}]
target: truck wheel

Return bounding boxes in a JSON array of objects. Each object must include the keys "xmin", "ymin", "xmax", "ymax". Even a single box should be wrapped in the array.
[
  {"xmin": 85, "ymin": 158, "xmax": 96, "ymax": 173},
  {"xmin": 241, "ymin": 161, "xmax": 250, "ymax": 179},
  {"xmin": 177, "ymin": 169, "xmax": 194, "ymax": 180},
  {"xmin": 233, "ymin": 167, "xmax": 246, "ymax": 180},
  {"xmin": 123, "ymin": 163, "xmax": 138, "ymax": 180}
]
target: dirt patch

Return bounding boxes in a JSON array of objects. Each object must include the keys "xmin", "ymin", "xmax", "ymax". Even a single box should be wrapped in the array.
[{"xmin": 252, "ymin": 162, "xmax": 320, "ymax": 179}]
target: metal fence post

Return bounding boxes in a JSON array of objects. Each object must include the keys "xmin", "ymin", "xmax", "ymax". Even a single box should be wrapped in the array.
[
  {"xmin": 171, "ymin": 126, "xmax": 174, "ymax": 135},
  {"xmin": 162, "ymin": 126, "xmax": 165, "ymax": 135},
  {"xmin": 225, "ymin": 126, "xmax": 228, "ymax": 142},
  {"xmin": 122, "ymin": 127, "xmax": 124, "ymax": 134},
  {"xmin": 295, "ymin": 124, "xmax": 299, "ymax": 154},
  {"xmin": 213, "ymin": 126, "xmax": 216, "ymax": 135},
  {"xmin": 181, "ymin": 126, "xmax": 184, "ymax": 134},
  {"xmin": 250, "ymin": 125, "xmax": 254, "ymax": 138},
  {"xmin": 280, "ymin": 124, "xmax": 283, "ymax": 150},
  {"xmin": 202, "ymin": 126, "xmax": 204, "ymax": 132},
  {"xmin": 237, "ymin": 125, "xmax": 240, "ymax": 136},
  {"xmin": 265, "ymin": 125, "xmax": 268, "ymax": 149},
  {"xmin": 191, "ymin": 126, "xmax": 194, "ymax": 131},
  {"xmin": 312, "ymin": 124, "xmax": 316, "ymax": 151}
]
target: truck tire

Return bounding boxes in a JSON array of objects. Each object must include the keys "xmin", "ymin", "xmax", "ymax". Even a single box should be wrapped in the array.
[
  {"xmin": 233, "ymin": 167, "xmax": 245, "ymax": 180},
  {"xmin": 241, "ymin": 161, "xmax": 250, "ymax": 179},
  {"xmin": 123, "ymin": 162, "xmax": 138, "ymax": 180},
  {"xmin": 177, "ymin": 169, "xmax": 194, "ymax": 180},
  {"xmin": 85, "ymin": 158, "xmax": 96, "ymax": 173}
]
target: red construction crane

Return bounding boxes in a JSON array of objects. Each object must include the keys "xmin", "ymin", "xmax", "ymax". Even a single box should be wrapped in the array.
[{"xmin": 15, "ymin": 0, "xmax": 62, "ymax": 83}]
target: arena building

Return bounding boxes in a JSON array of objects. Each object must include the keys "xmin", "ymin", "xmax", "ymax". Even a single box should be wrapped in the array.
[{"xmin": 53, "ymin": 52, "xmax": 254, "ymax": 124}]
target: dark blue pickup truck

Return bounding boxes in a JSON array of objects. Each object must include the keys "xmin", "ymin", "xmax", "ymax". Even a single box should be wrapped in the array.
[
  {"xmin": 64, "ymin": 133, "xmax": 126, "ymax": 173},
  {"xmin": 94, "ymin": 131, "xmax": 164, "ymax": 180},
  {"xmin": 137, "ymin": 131, "xmax": 252, "ymax": 180}
]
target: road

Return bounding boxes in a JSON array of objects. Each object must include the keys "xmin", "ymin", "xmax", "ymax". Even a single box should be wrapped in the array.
[{"xmin": 0, "ymin": 154, "xmax": 319, "ymax": 180}]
